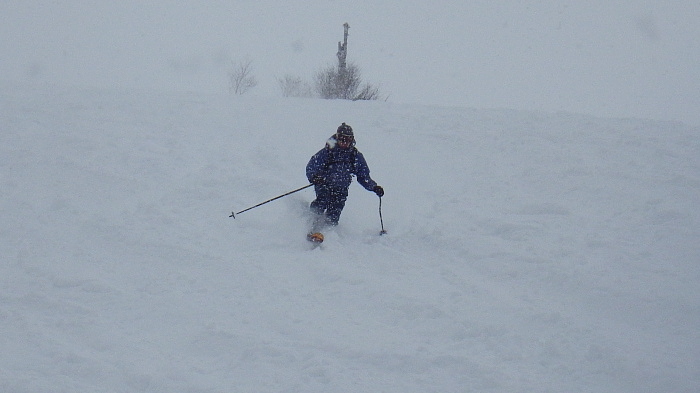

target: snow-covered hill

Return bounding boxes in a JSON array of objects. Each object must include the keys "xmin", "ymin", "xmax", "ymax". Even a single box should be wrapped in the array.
[{"xmin": 2, "ymin": 83, "xmax": 699, "ymax": 392}]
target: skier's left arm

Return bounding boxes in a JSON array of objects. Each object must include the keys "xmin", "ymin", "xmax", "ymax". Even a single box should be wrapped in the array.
[{"xmin": 355, "ymin": 152, "xmax": 384, "ymax": 196}]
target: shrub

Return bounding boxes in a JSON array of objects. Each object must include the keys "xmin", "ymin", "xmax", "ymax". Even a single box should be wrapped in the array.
[
  {"xmin": 314, "ymin": 62, "xmax": 380, "ymax": 101},
  {"xmin": 277, "ymin": 74, "xmax": 314, "ymax": 98}
]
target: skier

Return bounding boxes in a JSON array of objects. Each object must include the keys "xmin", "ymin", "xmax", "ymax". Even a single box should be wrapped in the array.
[{"xmin": 306, "ymin": 122, "xmax": 384, "ymax": 230}]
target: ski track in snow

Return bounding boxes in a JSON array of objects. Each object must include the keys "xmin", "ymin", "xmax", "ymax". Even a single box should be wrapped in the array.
[{"xmin": 1, "ymin": 83, "xmax": 699, "ymax": 392}]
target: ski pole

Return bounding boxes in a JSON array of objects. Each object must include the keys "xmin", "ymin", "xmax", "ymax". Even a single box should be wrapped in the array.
[
  {"xmin": 230, "ymin": 183, "xmax": 313, "ymax": 218},
  {"xmin": 379, "ymin": 196, "xmax": 387, "ymax": 235}
]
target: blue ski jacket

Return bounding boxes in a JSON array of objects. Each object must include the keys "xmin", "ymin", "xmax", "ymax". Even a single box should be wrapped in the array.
[{"xmin": 306, "ymin": 135, "xmax": 378, "ymax": 191}]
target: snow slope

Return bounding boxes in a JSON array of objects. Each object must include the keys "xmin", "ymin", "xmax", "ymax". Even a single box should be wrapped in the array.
[{"xmin": 1, "ymin": 83, "xmax": 699, "ymax": 392}]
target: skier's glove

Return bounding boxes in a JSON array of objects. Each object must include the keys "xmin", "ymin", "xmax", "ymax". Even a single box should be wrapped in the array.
[
  {"xmin": 311, "ymin": 175, "xmax": 325, "ymax": 185},
  {"xmin": 373, "ymin": 185, "xmax": 384, "ymax": 197}
]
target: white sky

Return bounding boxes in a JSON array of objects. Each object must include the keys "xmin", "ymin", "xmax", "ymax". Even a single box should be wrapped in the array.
[{"xmin": 2, "ymin": 1, "xmax": 699, "ymax": 125}]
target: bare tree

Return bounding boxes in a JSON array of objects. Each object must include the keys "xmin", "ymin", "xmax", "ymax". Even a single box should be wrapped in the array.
[
  {"xmin": 228, "ymin": 59, "xmax": 257, "ymax": 95},
  {"xmin": 315, "ymin": 23, "xmax": 382, "ymax": 101},
  {"xmin": 337, "ymin": 22, "xmax": 349, "ymax": 71},
  {"xmin": 276, "ymin": 24, "xmax": 382, "ymax": 100}
]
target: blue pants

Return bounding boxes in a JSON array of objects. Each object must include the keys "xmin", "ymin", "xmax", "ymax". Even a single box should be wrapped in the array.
[{"xmin": 310, "ymin": 185, "xmax": 348, "ymax": 226}]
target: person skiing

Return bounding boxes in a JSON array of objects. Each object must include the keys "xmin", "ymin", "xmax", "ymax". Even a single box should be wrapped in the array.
[{"xmin": 306, "ymin": 122, "xmax": 384, "ymax": 229}]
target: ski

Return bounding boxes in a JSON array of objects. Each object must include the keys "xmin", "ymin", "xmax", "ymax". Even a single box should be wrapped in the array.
[
  {"xmin": 307, "ymin": 213, "xmax": 326, "ymax": 246},
  {"xmin": 306, "ymin": 231, "xmax": 324, "ymax": 250},
  {"xmin": 307, "ymin": 232, "xmax": 324, "ymax": 243}
]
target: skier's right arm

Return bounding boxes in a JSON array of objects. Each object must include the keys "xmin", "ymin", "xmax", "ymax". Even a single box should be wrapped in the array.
[{"xmin": 306, "ymin": 149, "xmax": 328, "ymax": 184}]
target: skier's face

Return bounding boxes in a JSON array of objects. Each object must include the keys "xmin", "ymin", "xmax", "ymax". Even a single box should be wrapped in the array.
[{"xmin": 337, "ymin": 134, "xmax": 354, "ymax": 149}]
